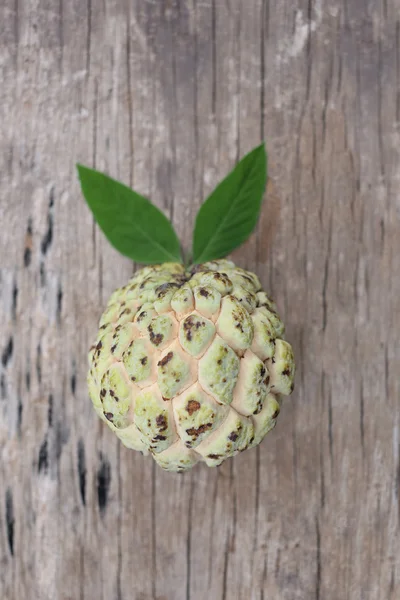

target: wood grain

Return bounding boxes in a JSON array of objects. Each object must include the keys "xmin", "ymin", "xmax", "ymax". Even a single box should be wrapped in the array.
[{"xmin": 1, "ymin": 1, "xmax": 399, "ymax": 599}]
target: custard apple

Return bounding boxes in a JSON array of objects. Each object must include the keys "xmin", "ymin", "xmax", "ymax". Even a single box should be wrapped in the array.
[{"xmin": 88, "ymin": 259, "xmax": 295, "ymax": 471}]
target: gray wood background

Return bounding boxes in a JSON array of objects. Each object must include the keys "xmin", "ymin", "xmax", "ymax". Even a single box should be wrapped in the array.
[{"xmin": 1, "ymin": 1, "xmax": 399, "ymax": 599}]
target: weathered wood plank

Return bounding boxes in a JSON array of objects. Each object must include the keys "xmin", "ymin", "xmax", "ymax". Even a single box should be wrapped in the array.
[{"xmin": 1, "ymin": 1, "xmax": 399, "ymax": 599}]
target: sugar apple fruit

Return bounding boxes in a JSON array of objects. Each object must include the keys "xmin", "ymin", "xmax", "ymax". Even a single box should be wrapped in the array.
[{"xmin": 88, "ymin": 259, "xmax": 295, "ymax": 471}]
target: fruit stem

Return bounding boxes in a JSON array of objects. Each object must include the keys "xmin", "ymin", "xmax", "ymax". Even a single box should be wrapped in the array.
[{"xmin": 182, "ymin": 248, "xmax": 192, "ymax": 270}]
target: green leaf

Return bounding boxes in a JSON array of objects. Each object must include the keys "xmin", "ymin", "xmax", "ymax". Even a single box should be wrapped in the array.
[
  {"xmin": 77, "ymin": 165, "xmax": 182, "ymax": 264},
  {"xmin": 192, "ymin": 143, "xmax": 267, "ymax": 264}
]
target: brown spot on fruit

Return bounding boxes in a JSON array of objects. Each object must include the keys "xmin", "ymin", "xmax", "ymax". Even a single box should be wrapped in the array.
[
  {"xmin": 156, "ymin": 283, "xmax": 171, "ymax": 294},
  {"xmin": 199, "ymin": 288, "xmax": 209, "ymax": 297},
  {"xmin": 140, "ymin": 356, "xmax": 148, "ymax": 366},
  {"xmin": 148, "ymin": 326, "xmax": 163, "ymax": 346},
  {"xmin": 104, "ymin": 412, "xmax": 113, "ymax": 422},
  {"xmin": 271, "ymin": 409, "xmax": 280, "ymax": 419},
  {"xmin": 208, "ymin": 453, "xmax": 221, "ymax": 460},
  {"xmin": 111, "ymin": 344, "xmax": 117, "ymax": 353},
  {"xmin": 96, "ymin": 340, "xmax": 103, "ymax": 351},
  {"xmin": 183, "ymin": 315, "xmax": 205, "ymax": 341},
  {"xmin": 154, "ymin": 435, "xmax": 167, "ymax": 441},
  {"xmin": 158, "ymin": 351, "xmax": 173, "ymax": 368},
  {"xmin": 183, "ymin": 318, "xmax": 193, "ymax": 341},
  {"xmin": 228, "ymin": 431, "xmax": 238, "ymax": 441},
  {"xmin": 282, "ymin": 368, "xmax": 291, "ymax": 376},
  {"xmin": 156, "ymin": 414, "xmax": 167, "ymax": 431},
  {"xmin": 156, "ymin": 282, "xmax": 180, "ymax": 296},
  {"xmin": 186, "ymin": 400, "xmax": 201, "ymax": 415},
  {"xmin": 186, "ymin": 423, "xmax": 212, "ymax": 437}
]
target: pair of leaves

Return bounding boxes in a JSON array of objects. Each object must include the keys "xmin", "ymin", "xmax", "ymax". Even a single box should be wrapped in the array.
[{"xmin": 77, "ymin": 143, "xmax": 267, "ymax": 266}]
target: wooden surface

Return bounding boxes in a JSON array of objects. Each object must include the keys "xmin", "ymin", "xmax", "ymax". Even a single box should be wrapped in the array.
[{"xmin": 0, "ymin": 1, "xmax": 399, "ymax": 599}]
